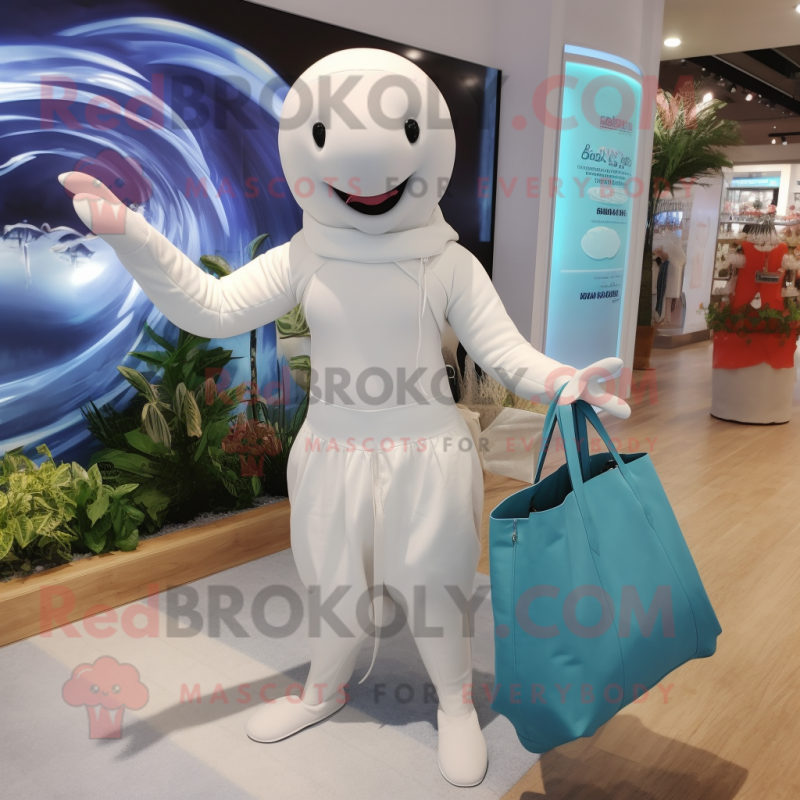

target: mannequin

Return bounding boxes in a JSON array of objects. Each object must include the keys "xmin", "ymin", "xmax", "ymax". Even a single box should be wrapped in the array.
[{"xmin": 58, "ymin": 48, "xmax": 629, "ymax": 787}]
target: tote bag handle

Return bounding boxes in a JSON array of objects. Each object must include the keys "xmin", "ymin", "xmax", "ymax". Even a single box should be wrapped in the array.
[
  {"xmin": 533, "ymin": 393, "xmax": 634, "ymax": 554},
  {"xmin": 534, "ymin": 385, "xmax": 591, "ymax": 482},
  {"xmin": 533, "ymin": 384, "xmax": 567, "ymax": 484},
  {"xmin": 535, "ymin": 393, "xmax": 631, "ymax": 484}
]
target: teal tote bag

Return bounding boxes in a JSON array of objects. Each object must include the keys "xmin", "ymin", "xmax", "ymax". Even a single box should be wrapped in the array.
[{"xmin": 489, "ymin": 389, "xmax": 721, "ymax": 753}]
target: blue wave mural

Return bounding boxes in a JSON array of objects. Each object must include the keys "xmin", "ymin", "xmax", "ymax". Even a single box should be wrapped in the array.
[
  {"xmin": 0, "ymin": 1, "xmax": 500, "ymax": 466},
  {"xmin": 0, "ymin": 12, "xmax": 303, "ymax": 463}
]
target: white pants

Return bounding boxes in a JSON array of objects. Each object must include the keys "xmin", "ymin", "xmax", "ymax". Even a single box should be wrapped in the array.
[{"xmin": 286, "ymin": 405, "xmax": 483, "ymax": 716}]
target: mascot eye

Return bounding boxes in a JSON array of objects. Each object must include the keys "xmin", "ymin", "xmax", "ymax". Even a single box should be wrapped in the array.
[
  {"xmin": 112, "ymin": 684, "xmax": 121, "ymax": 694},
  {"xmin": 90, "ymin": 684, "xmax": 99, "ymax": 693},
  {"xmin": 312, "ymin": 122, "xmax": 326, "ymax": 148},
  {"xmin": 405, "ymin": 119, "xmax": 420, "ymax": 144}
]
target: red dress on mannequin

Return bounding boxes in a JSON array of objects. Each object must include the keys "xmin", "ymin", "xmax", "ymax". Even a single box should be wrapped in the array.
[
  {"xmin": 731, "ymin": 240, "xmax": 787, "ymax": 310},
  {"xmin": 714, "ymin": 239, "xmax": 794, "ymax": 371}
]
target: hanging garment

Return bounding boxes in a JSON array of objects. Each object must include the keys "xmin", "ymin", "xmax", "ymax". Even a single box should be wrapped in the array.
[
  {"xmin": 660, "ymin": 233, "xmax": 687, "ymax": 298},
  {"xmin": 655, "ymin": 258, "xmax": 670, "ymax": 318},
  {"xmin": 732, "ymin": 240, "xmax": 787, "ymax": 311}
]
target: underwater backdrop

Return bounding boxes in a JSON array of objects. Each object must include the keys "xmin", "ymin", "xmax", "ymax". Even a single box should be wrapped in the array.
[{"xmin": 0, "ymin": 0, "xmax": 499, "ymax": 464}]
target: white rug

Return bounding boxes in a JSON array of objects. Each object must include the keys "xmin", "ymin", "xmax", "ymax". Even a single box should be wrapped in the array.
[{"xmin": 0, "ymin": 549, "xmax": 539, "ymax": 799}]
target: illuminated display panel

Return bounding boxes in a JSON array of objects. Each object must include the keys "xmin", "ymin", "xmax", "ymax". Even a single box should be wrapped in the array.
[{"xmin": 544, "ymin": 46, "xmax": 643, "ymax": 367}]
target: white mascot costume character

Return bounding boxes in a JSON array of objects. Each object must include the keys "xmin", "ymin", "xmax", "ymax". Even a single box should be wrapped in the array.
[{"xmin": 59, "ymin": 48, "xmax": 630, "ymax": 787}]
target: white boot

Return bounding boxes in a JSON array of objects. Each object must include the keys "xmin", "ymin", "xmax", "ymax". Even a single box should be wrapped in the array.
[
  {"xmin": 246, "ymin": 695, "xmax": 346, "ymax": 743},
  {"xmin": 437, "ymin": 707, "xmax": 488, "ymax": 787}
]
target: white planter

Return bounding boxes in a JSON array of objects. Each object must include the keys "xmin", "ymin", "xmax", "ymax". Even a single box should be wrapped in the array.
[{"xmin": 711, "ymin": 363, "xmax": 796, "ymax": 424}]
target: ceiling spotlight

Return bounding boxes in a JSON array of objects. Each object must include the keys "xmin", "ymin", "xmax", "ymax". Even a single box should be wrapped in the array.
[
  {"xmin": 796, "ymin": 4, "xmax": 800, "ymax": 12},
  {"xmin": 782, "ymin": 136, "xmax": 788, "ymax": 145},
  {"xmin": 730, "ymin": 85, "xmax": 737, "ymax": 93},
  {"xmin": 774, "ymin": 125, "xmax": 778, "ymax": 129},
  {"xmin": 664, "ymin": 37, "xmax": 681, "ymax": 47},
  {"xmin": 745, "ymin": 92, "xmax": 753, "ymax": 101},
  {"xmin": 701, "ymin": 67, "xmax": 706, "ymax": 72},
  {"xmin": 680, "ymin": 58, "xmax": 686, "ymax": 64},
  {"xmin": 703, "ymin": 91, "xmax": 714, "ymax": 103},
  {"xmin": 772, "ymin": 138, "xmax": 778, "ymax": 144}
]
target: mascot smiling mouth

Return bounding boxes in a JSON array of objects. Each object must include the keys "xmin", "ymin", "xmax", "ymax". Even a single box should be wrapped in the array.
[{"xmin": 331, "ymin": 177, "xmax": 409, "ymax": 216}]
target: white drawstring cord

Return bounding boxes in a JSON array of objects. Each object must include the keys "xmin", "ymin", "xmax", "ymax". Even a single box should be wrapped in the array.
[
  {"xmin": 415, "ymin": 256, "xmax": 429, "ymax": 399},
  {"xmin": 359, "ymin": 451, "xmax": 384, "ymax": 684}
]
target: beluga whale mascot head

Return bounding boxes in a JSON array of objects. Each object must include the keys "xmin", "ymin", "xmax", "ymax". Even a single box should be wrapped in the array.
[{"xmin": 278, "ymin": 48, "xmax": 457, "ymax": 236}]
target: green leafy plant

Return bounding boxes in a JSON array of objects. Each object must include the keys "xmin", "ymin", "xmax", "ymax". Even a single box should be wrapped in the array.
[
  {"xmin": 700, "ymin": 299, "xmax": 800, "ymax": 341},
  {"xmin": 69, "ymin": 462, "xmax": 144, "ymax": 554},
  {"xmin": 198, "ymin": 236, "xmax": 310, "ymax": 494},
  {"xmin": 83, "ymin": 325, "xmax": 260, "ymax": 530},
  {"xmin": 0, "ymin": 445, "xmax": 78, "ymax": 572},
  {"xmin": 275, "ymin": 303, "xmax": 310, "ymax": 339},
  {"xmin": 276, "ymin": 303, "xmax": 312, "ymax": 392},
  {"xmin": 639, "ymin": 86, "xmax": 743, "ymax": 326},
  {"xmin": 0, "ymin": 445, "xmax": 145, "ymax": 577}
]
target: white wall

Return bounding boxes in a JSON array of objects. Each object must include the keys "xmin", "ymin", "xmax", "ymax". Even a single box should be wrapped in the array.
[
  {"xmin": 248, "ymin": 0, "xmax": 664, "ymax": 372},
  {"xmin": 488, "ymin": 0, "xmax": 556, "ymax": 341},
  {"xmin": 671, "ymin": 175, "xmax": 724, "ymax": 333}
]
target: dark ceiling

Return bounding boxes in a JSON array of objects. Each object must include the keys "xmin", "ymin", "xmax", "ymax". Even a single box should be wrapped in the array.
[{"xmin": 660, "ymin": 46, "xmax": 800, "ymax": 147}]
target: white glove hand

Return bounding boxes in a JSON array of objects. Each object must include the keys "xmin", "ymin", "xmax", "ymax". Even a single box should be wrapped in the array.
[
  {"xmin": 554, "ymin": 357, "xmax": 631, "ymax": 420},
  {"xmin": 57, "ymin": 171, "xmax": 150, "ymax": 254}
]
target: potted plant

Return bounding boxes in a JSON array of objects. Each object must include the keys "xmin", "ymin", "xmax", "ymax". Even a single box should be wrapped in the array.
[
  {"xmin": 702, "ymin": 216, "xmax": 800, "ymax": 424},
  {"xmin": 635, "ymin": 85, "xmax": 742, "ymax": 368}
]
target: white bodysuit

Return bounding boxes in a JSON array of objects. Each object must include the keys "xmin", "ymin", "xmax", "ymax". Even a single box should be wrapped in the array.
[
  {"xmin": 106, "ymin": 202, "xmax": 573, "ymax": 714},
  {"xmin": 60, "ymin": 48, "xmax": 628, "ymax": 734}
]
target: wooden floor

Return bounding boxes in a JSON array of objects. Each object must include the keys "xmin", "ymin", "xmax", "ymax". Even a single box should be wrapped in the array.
[
  {"xmin": 480, "ymin": 341, "xmax": 800, "ymax": 800},
  {"xmin": 8, "ymin": 340, "xmax": 792, "ymax": 797}
]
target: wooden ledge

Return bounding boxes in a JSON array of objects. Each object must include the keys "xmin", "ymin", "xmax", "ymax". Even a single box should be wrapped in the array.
[{"xmin": 0, "ymin": 500, "xmax": 291, "ymax": 648}]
